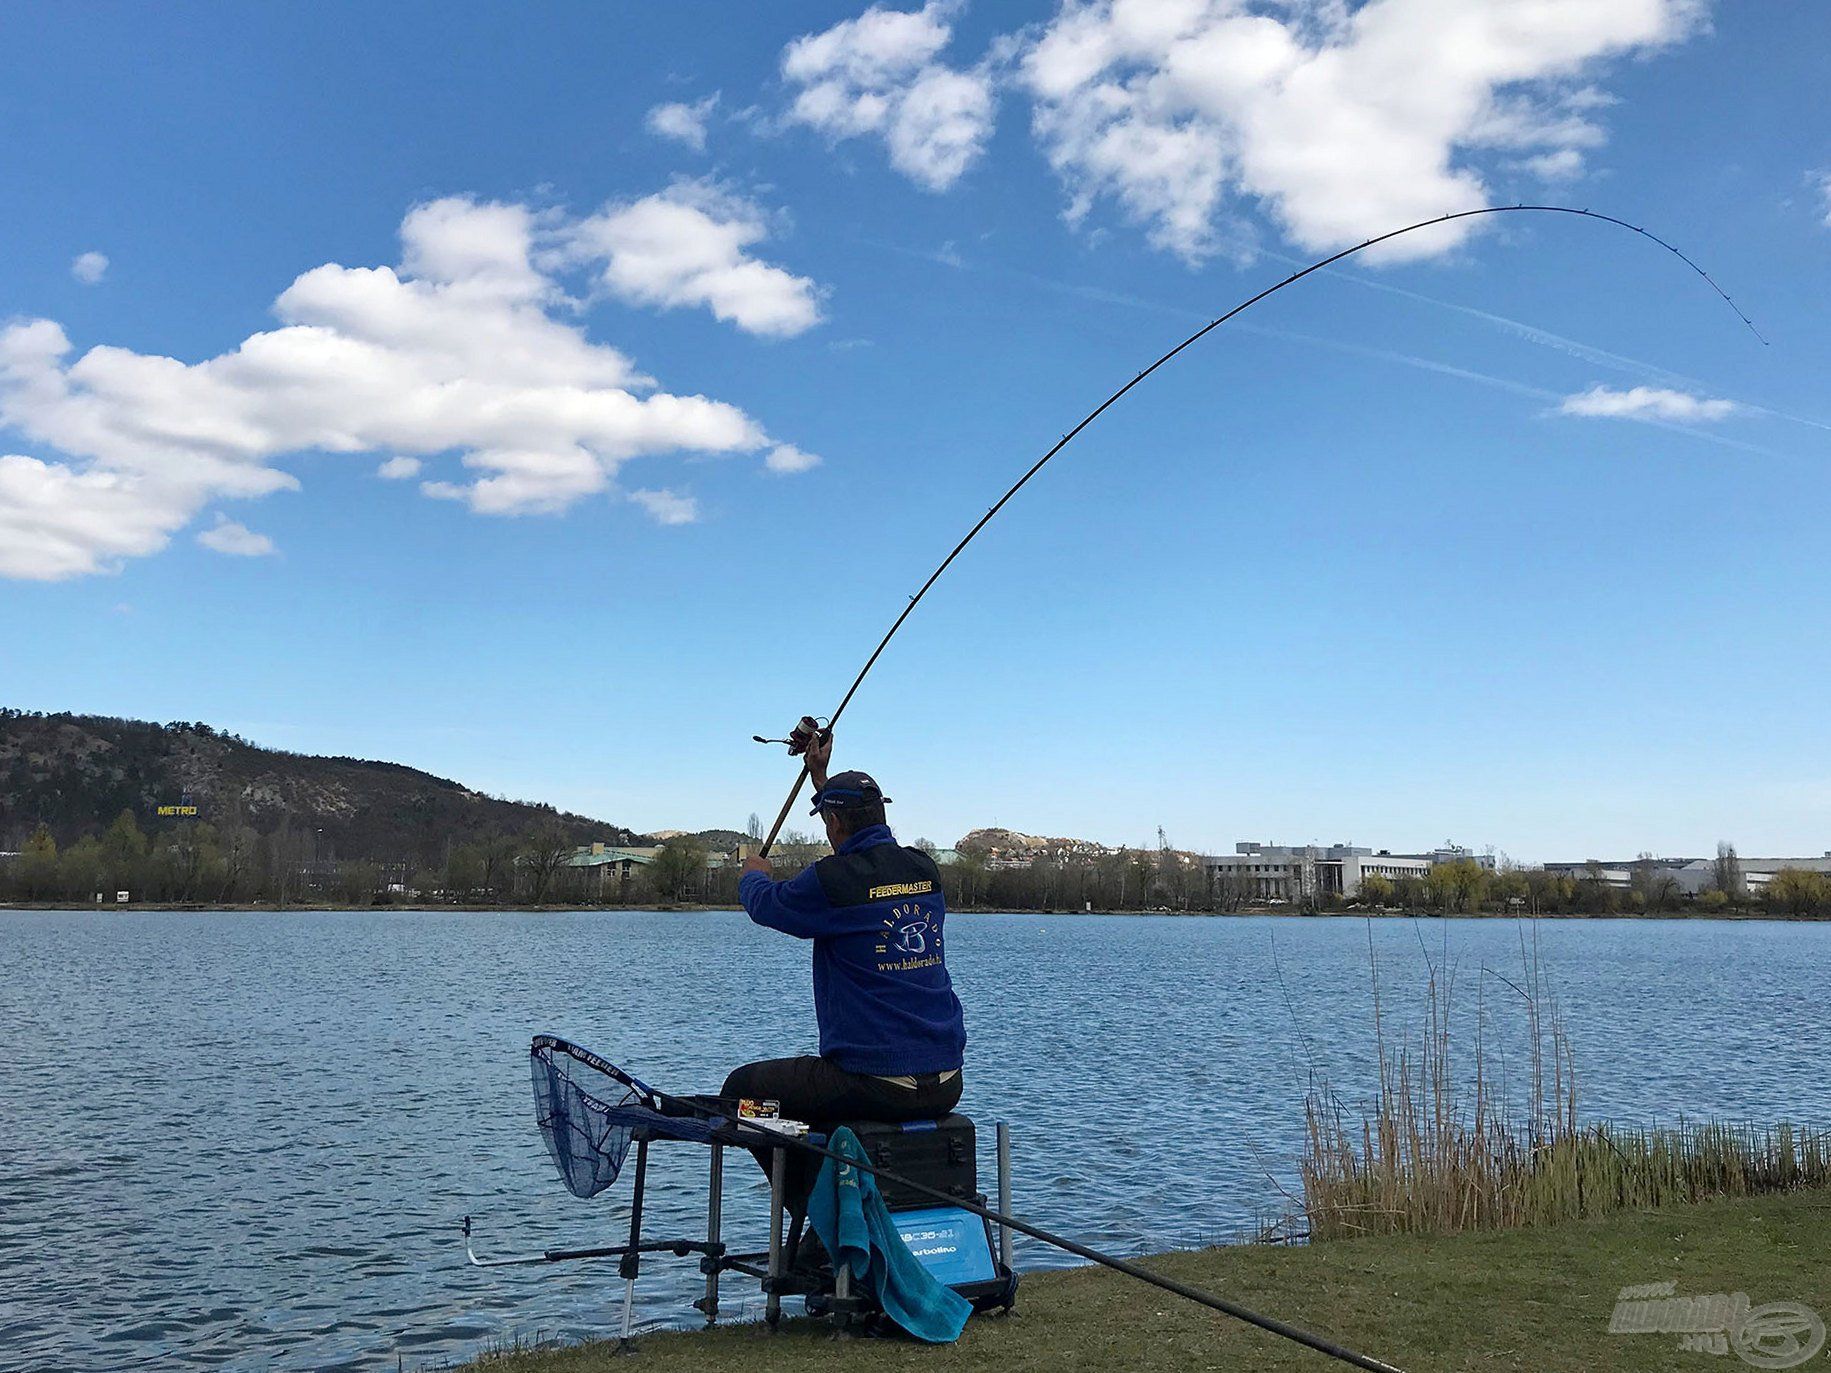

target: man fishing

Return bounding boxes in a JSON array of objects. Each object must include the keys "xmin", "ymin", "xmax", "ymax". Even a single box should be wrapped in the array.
[{"xmin": 723, "ymin": 730, "xmax": 965, "ymax": 1127}]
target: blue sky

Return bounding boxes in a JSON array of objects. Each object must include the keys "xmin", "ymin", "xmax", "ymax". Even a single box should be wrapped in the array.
[{"xmin": 2, "ymin": 1, "xmax": 1827, "ymax": 862}]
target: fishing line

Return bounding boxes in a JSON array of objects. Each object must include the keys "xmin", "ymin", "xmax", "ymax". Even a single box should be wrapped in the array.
[{"xmin": 756, "ymin": 204, "xmax": 1760, "ymax": 851}]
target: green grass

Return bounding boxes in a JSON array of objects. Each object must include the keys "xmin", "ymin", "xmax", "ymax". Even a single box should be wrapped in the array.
[{"xmin": 465, "ymin": 1190, "xmax": 1829, "ymax": 1373}]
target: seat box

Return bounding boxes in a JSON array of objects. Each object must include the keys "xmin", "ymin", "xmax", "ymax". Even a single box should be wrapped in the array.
[{"xmin": 840, "ymin": 1115, "xmax": 977, "ymax": 1211}]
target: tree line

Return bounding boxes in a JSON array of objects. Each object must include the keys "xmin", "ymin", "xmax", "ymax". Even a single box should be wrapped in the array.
[
  {"xmin": 933, "ymin": 844, "xmax": 1828, "ymax": 918},
  {"xmin": 1357, "ymin": 847, "xmax": 1827, "ymax": 919},
  {"xmin": 0, "ymin": 810, "xmax": 841, "ymax": 909},
  {"xmin": 933, "ymin": 843, "xmax": 1830, "ymax": 918},
  {"xmin": 0, "ymin": 812, "xmax": 701, "ymax": 907},
  {"xmin": 7, "ymin": 817, "xmax": 1824, "ymax": 919}
]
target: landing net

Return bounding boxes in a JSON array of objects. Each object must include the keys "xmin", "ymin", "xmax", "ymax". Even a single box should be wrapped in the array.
[{"xmin": 530, "ymin": 1037, "xmax": 645, "ymax": 1199}]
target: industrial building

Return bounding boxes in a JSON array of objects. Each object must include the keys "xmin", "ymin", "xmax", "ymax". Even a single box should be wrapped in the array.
[
  {"xmin": 1542, "ymin": 853, "xmax": 1831, "ymax": 895},
  {"xmin": 1202, "ymin": 843, "xmax": 1434, "ymax": 901},
  {"xmin": 1681, "ymin": 853, "xmax": 1831, "ymax": 895}
]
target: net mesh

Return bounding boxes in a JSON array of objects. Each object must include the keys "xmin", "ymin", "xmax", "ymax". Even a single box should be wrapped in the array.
[{"xmin": 530, "ymin": 1039, "xmax": 641, "ymax": 1199}]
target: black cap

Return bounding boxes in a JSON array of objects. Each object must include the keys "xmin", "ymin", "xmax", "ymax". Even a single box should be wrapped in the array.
[{"xmin": 810, "ymin": 770, "xmax": 892, "ymax": 815}]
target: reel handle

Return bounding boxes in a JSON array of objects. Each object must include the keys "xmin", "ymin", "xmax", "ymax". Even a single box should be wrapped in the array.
[
  {"xmin": 751, "ymin": 715, "xmax": 830, "ymax": 756},
  {"xmin": 751, "ymin": 715, "xmax": 830, "ymax": 858}
]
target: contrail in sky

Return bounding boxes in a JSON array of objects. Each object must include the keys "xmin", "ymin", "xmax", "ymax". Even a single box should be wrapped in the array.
[
  {"xmin": 1259, "ymin": 247, "xmax": 1831, "ymax": 435},
  {"xmin": 1229, "ymin": 320, "xmax": 1785, "ymax": 459},
  {"xmin": 884, "ymin": 239, "xmax": 1792, "ymax": 458}
]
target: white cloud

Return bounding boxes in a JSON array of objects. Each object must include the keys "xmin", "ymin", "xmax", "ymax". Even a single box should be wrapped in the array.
[
  {"xmin": 1820, "ymin": 172, "xmax": 1831, "ymax": 228},
  {"xmin": 0, "ymin": 194, "xmax": 820, "ymax": 579},
  {"xmin": 1020, "ymin": 0, "xmax": 1703, "ymax": 264},
  {"xmin": 782, "ymin": 1, "xmax": 997, "ymax": 191},
  {"xmin": 628, "ymin": 487, "xmax": 700, "ymax": 524},
  {"xmin": 564, "ymin": 180, "xmax": 824, "ymax": 337},
  {"xmin": 764, "ymin": 442, "xmax": 822, "ymax": 474},
  {"xmin": 646, "ymin": 94, "xmax": 720, "ymax": 151},
  {"xmin": 1558, "ymin": 385, "xmax": 1736, "ymax": 422},
  {"xmin": 1519, "ymin": 148, "xmax": 1586, "ymax": 181},
  {"xmin": 196, "ymin": 516, "xmax": 276, "ymax": 557},
  {"xmin": 0, "ymin": 454, "xmax": 187, "ymax": 580},
  {"xmin": 71, "ymin": 252, "xmax": 109, "ymax": 285},
  {"xmin": 376, "ymin": 455, "xmax": 422, "ymax": 479}
]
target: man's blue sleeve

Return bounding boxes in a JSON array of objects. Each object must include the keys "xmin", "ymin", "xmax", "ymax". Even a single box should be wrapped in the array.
[{"xmin": 740, "ymin": 865, "xmax": 832, "ymax": 939}]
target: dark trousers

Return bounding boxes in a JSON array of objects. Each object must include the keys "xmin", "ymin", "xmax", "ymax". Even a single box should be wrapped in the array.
[
  {"xmin": 720, "ymin": 1056, "xmax": 964, "ymax": 1215},
  {"xmin": 720, "ymin": 1055, "xmax": 963, "ymax": 1131}
]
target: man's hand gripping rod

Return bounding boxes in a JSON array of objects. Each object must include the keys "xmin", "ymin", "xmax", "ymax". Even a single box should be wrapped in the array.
[{"xmin": 750, "ymin": 716, "xmax": 829, "ymax": 856}]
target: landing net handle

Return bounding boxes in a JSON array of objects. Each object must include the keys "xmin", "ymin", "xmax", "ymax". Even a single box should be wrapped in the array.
[
  {"xmin": 532, "ymin": 1034, "xmax": 661, "ymax": 1106},
  {"xmin": 533, "ymin": 1034, "xmax": 738, "ymax": 1133}
]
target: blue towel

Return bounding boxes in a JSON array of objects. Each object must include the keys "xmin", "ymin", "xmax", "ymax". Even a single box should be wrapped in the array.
[{"xmin": 805, "ymin": 1127, "xmax": 973, "ymax": 1343}]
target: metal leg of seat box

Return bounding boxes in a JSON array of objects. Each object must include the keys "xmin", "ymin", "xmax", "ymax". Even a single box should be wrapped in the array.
[
  {"xmin": 616, "ymin": 1137, "xmax": 649, "ymax": 1354},
  {"xmin": 702, "ymin": 1143, "xmax": 723, "ymax": 1326},
  {"xmin": 765, "ymin": 1144, "xmax": 787, "ymax": 1329},
  {"xmin": 996, "ymin": 1122, "xmax": 1013, "ymax": 1272}
]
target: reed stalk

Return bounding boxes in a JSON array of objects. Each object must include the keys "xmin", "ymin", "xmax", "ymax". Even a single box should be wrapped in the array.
[{"xmin": 1299, "ymin": 922, "xmax": 1830, "ymax": 1240}]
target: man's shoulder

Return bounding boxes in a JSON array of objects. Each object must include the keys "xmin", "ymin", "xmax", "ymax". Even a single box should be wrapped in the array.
[
  {"xmin": 814, "ymin": 841, "xmax": 943, "ymax": 907},
  {"xmin": 901, "ymin": 845, "xmax": 944, "ymax": 884}
]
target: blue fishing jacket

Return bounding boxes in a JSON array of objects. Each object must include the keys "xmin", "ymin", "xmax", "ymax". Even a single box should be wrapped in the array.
[{"xmin": 738, "ymin": 824, "xmax": 966, "ymax": 1077}]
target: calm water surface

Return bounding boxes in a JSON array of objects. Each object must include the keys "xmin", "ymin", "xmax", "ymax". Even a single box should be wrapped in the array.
[{"xmin": 1, "ymin": 909, "xmax": 1826, "ymax": 1371}]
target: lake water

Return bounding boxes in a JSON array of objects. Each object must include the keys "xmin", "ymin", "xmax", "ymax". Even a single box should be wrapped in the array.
[{"xmin": 2, "ymin": 909, "xmax": 1826, "ymax": 1371}]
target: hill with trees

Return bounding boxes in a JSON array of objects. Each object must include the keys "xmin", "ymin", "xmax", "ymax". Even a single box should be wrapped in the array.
[{"xmin": 0, "ymin": 709, "xmax": 643, "ymax": 903}]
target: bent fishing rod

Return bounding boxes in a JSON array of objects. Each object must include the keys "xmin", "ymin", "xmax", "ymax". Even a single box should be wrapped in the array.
[{"xmin": 754, "ymin": 203, "xmax": 1760, "ymax": 849}]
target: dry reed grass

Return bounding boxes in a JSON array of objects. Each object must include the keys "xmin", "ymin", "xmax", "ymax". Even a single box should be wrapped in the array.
[{"xmin": 1299, "ymin": 921, "xmax": 1830, "ymax": 1240}]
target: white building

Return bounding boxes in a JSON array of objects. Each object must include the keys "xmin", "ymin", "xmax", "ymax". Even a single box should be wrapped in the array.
[
  {"xmin": 1670, "ymin": 853, "xmax": 1831, "ymax": 896},
  {"xmin": 1408, "ymin": 843, "xmax": 1498, "ymax": 871},
  {"xmin": 1203, "ymin": 843, "xmax": 1432, "ymax": 900},
  {"xmin": 1541, "ymin": 862, "xmax": 1639, "ymax": 890},
  {"xmin": 1541, "ymin": 853, "xmax": 1831, "ymax": 896}
]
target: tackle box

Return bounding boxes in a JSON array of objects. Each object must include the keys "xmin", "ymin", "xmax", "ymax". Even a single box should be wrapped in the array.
[{"xmin": 842, "ymin": 1114, "xmax": 979, "ymax": 1209}]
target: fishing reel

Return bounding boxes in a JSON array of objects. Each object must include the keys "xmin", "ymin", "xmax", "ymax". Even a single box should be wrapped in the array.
[{"xmin": 752, "ymin": 715, "xmax": 830, "ymax": 756}]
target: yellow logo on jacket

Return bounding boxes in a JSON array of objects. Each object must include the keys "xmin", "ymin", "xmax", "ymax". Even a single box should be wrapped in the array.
[{"xmin": 867, "ymin": 880, "xmax": 934, "ymax": 900}]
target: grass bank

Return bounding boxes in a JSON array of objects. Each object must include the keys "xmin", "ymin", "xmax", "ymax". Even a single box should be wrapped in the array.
[{"xmin": 466, "ymin": 1190, "xmax": 1827, "ymax": 1372}]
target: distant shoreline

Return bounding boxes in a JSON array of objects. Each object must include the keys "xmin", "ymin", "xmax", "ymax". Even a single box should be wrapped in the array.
[{"xmin": 2, "ymin": 901, "xmax": 1824, "ymax": 922}]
